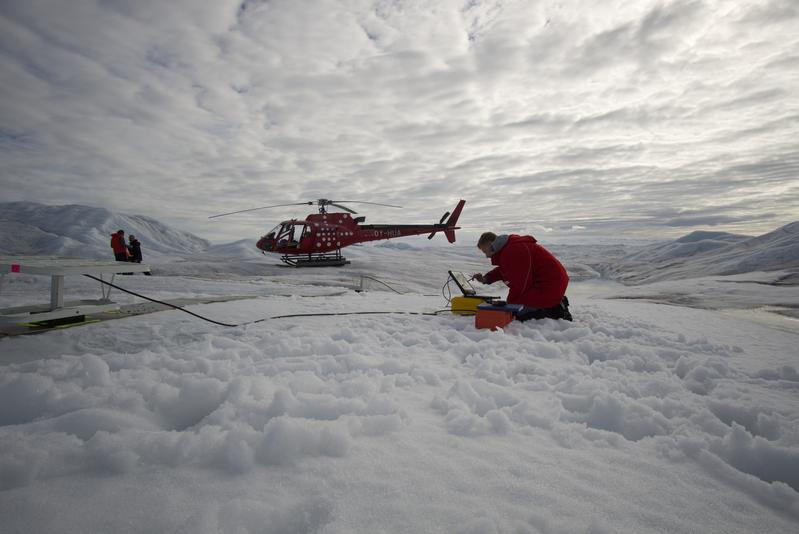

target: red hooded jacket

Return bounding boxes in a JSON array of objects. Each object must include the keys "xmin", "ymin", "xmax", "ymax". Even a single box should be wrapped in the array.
[
  {"xmin": 110, "ymin": 232, "xmax": 127, "ymax": 254},
  {"xmin": 484, "ymin": 234, "xmax": 569, "ymax": 308}
]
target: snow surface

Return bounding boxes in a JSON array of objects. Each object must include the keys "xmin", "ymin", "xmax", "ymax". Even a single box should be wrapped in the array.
[{"xmin": 1, "ymin": 242, "xmax": 799, "ymax": 533}]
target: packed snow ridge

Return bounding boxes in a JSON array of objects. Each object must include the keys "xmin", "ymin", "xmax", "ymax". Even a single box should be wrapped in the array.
[{"xmin": 1, "ymin": 280, "xmax": 798, "ymax": 533}]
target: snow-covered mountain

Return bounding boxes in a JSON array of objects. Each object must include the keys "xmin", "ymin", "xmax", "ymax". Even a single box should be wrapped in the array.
[
  {"xmin": 601, "ymin": 222, "xmax": 799, "ymax": 284},
  {"xmin": 2, "ymin": 202, "xmax": 797, "ymax": 286},
  {"xmin": 0, "ymin": 202, "xmax": 209, "ymax": 259}
]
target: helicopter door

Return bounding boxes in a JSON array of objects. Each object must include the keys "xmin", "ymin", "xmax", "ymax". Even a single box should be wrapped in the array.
[{"xmin": 276, "ymin": 222, "xmax": 307, "ymax": 248}]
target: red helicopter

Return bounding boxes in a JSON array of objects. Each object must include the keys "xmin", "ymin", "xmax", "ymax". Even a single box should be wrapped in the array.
[{"xmin": 210, "ymin": 199, "xmax": 465, "ymax": 266}]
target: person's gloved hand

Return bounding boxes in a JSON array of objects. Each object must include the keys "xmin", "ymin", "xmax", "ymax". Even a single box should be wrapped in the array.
[{"xmin": 472, "ymin": 273, "xmax": 485, "ymax": 283}]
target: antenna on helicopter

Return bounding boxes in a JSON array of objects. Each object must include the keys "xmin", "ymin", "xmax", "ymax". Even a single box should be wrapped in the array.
[{"xmin": 209, "ymin": 199, "xmax": 403, "ymax": 219}]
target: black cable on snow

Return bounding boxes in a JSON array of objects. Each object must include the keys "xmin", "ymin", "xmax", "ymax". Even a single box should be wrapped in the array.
[
  {"xmin": 84, "ymin": 274, "xmax": 248, "ymax": 327},
  {"xmin": 356, "ymin": 274, "xmax": 404, "ymax": 294},
  {"xmin": 84, "ymin": 274, "xmax": 452, "ymax": 328}
]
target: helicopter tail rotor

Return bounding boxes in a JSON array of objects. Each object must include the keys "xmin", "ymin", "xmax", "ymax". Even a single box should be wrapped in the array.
[{"xmin": 428, "ymin": 199, "xmax": 465, "ymax": 241}]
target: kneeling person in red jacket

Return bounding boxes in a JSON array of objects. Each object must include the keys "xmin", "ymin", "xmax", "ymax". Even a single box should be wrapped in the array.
[{"xmin": 473, "ymin": 232, "xmax": 572, "ymax": 321}]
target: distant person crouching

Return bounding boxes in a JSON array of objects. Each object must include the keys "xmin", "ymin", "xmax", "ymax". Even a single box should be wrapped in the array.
[
  {"xmin": 127, "ymin": 235, "xmax": 151, "ymax": 275},
  {"xmin": 473, "ymin": 232, "xmax": 572, "ymax": 321},
  {"xmin": 110, "ymin": 230, "xmax": 128, "ymax": 261}
]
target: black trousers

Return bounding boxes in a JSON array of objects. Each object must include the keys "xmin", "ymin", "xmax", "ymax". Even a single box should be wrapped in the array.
[{"xmin": 516, "ymin": 296, "xmax": 572, "ymax": 322}]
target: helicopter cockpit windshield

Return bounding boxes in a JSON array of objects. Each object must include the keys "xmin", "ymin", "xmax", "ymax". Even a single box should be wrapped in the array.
[{"xmin": 263, "ymin": 224, "xmax": 281, "ymax": 240}]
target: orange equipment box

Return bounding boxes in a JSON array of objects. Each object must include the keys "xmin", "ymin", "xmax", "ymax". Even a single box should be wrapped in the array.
[
  {"xmin": 475, "ymin": 309, "xmax": 514, "ymax": 330},
  {"xmin": 474, "ymin": 302, "xmax": 523, "ymax": 330}
]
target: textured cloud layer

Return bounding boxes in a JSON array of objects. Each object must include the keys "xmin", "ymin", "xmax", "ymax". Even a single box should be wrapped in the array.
[{"xmin": 1, "ymin": 0, "xmax": 797, "ymax": 241}]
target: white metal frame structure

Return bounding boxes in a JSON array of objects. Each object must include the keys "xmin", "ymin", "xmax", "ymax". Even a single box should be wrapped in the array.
[{"xmin": 0, "ymin": 257, "xmax": 151, "ymax": 326}]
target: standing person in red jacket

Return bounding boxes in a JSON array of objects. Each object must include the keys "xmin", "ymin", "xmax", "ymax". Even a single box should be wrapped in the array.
[
  {"xmin": 472, "ymin": 232, "xmax": 572, "ymax": 321},
  {"xmin": 110, "ymin": 230, "xmax": 128, "ymax": 262}
]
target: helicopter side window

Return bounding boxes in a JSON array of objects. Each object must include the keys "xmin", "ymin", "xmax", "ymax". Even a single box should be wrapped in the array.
[{"xmin": 293, "ymin": 224, "xmax": 310, "ymax": 245}]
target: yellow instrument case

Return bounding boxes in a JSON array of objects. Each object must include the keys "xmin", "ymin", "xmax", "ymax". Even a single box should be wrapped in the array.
[{"xmin": 450, "ymin": 296, "xmax": 484, "ymax": 315}]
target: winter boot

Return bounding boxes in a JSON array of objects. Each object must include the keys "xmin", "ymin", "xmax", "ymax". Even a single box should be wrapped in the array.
[
  {"xmin": 560, "ymin": 296, "xmax": 572, "ymax": 321},
  {"xmin": 516, "ymin": 297, "xmax": 572, "ymax": 322}
]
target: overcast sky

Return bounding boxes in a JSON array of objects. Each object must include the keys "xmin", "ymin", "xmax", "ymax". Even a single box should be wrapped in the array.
[{"xmin": 1, "ymin": 0, "xmax": 798, "ymax": 244}]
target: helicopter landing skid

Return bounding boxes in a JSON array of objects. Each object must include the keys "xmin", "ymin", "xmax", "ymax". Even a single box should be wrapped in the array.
[{"xmin": 280, "ymin": 251, "xmax": 350, "ymax": 267}]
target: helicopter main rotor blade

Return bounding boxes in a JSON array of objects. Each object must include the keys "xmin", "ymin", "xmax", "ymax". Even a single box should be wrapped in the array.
[
  {"xmin": 208, "ymin": 202, "xmax": 312, "ymax": 219},
  {"xmin": 209, "ymin": 199, "xmax": 402, "ymax": 219},
  {"xmin": 331, "ymin": 200, "xmax": 403, "ymax": 209},
  {"xmin": 329, "ymin": 203, "xmax": 358, "ymax": 214}
]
